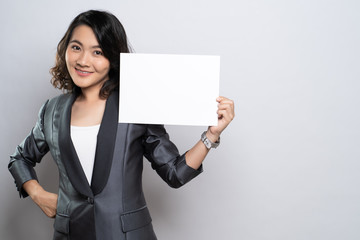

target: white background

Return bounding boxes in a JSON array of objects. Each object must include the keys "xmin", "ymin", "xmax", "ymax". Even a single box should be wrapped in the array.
[{"xmin": 0, "ymin": 0, "xmax": 359, "ymax": 239}]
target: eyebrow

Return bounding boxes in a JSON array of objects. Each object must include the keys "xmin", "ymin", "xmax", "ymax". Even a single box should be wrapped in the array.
[{"xmin": 69, "ymin": 39, "xmax": 101, "ymax": 49}]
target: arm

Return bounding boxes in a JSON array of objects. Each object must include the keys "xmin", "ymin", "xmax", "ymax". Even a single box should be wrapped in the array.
[
  {"xmin": 143, "ymin": 124, "xmax": 202, "ymax": 188},
  {"xmin": 8, "ymin": 100, "xmax": 57, "ymax": 217},
  {"xmin": 143, "ymin": 96, "xmax": 234, "ymax": 188},
  {"xmin": 8, "ymin": 100, "xmax": 49, "ymax": 197},
  {"xmin": 185, "ymin": 96, "xmax": 235, "ymax": 169}
]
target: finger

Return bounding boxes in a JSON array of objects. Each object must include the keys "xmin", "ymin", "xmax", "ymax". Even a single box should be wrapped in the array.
[
  {"xmin": 46, "ymin": 211, "xmax": 56, "ymax": 218},
  {"xmin": 218, "ymin": 101, "xmax": 234, "ymax": 113},
  {"xmin": 217, "ymin": 109, "xmax": 228, "ymax": 119},
  {"xmin": 49, "ymin": 211, "xmax": 56, "ymax": 218},
  {"xmin": 217, "ymin": 99, "xmax": 234, "ymax": 109},
  {"xmin": 217, "ymin": 103, "xmax": 232, "ymax": 110},
  {"xmin": 217, "ymin": 104, "xmax": 235, "ymax": 118},
  {"xmin": 217, "ymin": 109, "xmax": 234, "ymax": 121},
  {"xmin": 217, "ymin": 98, "xmax": 234, "ymax": 106},
  {"xmin": 218, "ymin": 103, "xmax": 233, "ymax": 110},
  {"xmin": 41, "ymin": 207, "xmax": 55, "ymax": 218},
  {"xmin": 216, "ymin": 96, "xmax": 233, "ymax": 102}
]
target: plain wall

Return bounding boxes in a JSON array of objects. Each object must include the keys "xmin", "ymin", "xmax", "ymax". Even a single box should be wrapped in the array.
[{"xmin": 1, "ymin": 0, "xmax": 359, "ymax": 239}]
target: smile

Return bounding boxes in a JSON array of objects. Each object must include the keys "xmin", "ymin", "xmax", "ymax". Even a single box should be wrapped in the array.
[{"xmin": 75, "ymin": 68, "xmax": 93, "ymax": 76}]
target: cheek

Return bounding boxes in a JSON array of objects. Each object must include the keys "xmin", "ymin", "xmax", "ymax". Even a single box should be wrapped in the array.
[
  {"xmin": 65, "ymin": 50, "xmax": 71, "ymax": 67},
  {"xmin": 96, "ymin": 59, "xmax": 111, "ymax": 73},
  {"xmin": 64, "ymin": 50, "xmax": 76, "ymax": 76}
]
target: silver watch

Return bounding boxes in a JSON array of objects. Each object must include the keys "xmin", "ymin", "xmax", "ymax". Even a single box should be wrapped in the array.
[{"xmin": 201, "ymin": 131, "xmax": 220, "ymax": 149}]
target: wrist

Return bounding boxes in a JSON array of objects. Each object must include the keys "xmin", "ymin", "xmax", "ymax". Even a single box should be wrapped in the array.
[
  {"xmin": 23, "ymin": 180, "xmax": 43, "ymax": 200},
  {"xmin": 206, "ymin": 130, "xmax": 220, "ymax": 143},
  {"xmin": 201, "ymin": 131, "xmax": 220, "ymax": 149}
]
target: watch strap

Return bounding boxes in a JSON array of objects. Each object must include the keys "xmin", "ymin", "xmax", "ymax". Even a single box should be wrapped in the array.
[{"xmin": 201, "ymin": 131, "xmax": 220, "ymax": 149}]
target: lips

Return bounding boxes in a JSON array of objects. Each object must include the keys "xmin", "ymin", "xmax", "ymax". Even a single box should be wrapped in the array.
[{"xmin": 75, "ymin": 68, "xmax": 93, "ymax": 76}]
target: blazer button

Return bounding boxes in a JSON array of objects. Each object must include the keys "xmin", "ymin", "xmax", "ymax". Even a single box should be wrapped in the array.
[{"xmin": 87, "ymin": 197, "xmax": 94, "ymax": 204}]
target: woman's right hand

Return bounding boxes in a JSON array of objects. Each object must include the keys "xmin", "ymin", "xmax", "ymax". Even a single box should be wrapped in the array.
[{"xmin": 23, "ymin": 180, "xmax": 58, "ymax": 218}]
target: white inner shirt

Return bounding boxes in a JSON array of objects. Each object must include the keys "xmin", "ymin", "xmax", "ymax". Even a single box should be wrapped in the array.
[{"xmin": 70, "ymin": 124, "xmax": 100, "ymax": 184}]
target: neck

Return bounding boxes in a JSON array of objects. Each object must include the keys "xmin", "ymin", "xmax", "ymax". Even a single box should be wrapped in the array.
[{"xmin": 79, "ymin": 86, "xmax": 103, "ymax": 102}]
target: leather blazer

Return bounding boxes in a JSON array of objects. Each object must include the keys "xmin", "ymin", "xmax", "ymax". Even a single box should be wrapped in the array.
[{"xmin": 9, "ymin": 91, "xmax": 202, "ymax": 240}]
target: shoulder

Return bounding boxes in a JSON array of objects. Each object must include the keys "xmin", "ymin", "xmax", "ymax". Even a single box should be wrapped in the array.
[
  {"xmin": 36, "ymin": 93, "xmax": 75, "ymax": 120},
  {"xmin": 48, "ymin": 93, "xmax": 73, "ymax": 104},
  {"xmin": 46, "ymin": 93, "xmax": 74, "ymax": 110}
]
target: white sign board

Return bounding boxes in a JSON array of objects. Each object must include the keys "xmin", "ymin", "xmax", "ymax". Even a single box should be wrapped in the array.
[{"xmin": 119, "ymin": 53, "xmax": 220, "ymax": 126}]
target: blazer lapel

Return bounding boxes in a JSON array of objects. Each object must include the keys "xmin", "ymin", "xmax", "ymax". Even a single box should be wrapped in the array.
[
  {"xmin": 91, "ymin": 91, "xmax": 119, "ymax": 195},
  {"xmin": 58, "ymin": 93, "xmax": 94, "ymax": 198}
]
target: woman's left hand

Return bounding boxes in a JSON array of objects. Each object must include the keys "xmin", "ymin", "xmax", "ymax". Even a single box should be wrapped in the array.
[{"xmin": 207, "ymin": 96, "xmax": 235, "ymax": 142}]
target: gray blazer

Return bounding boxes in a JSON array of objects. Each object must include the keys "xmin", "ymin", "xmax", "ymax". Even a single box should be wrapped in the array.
[{"xmin": 9, "ymin": 91, "xmax": 202, "ymax": 240}]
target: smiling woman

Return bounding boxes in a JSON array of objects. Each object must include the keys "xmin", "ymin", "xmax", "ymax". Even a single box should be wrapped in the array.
[
  {"xmin": 50, "ymin": 10, "xmax": 130, "ymax": 99},
  {"xmin": 8, "ymin": 9, "xmax": 234, "ymax": 240}
]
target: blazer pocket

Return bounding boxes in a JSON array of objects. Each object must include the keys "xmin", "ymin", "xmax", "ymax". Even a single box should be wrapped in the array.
[
  {"xmin": 120, "ymin": 206, "xmax": 152, "ymax": 232},
  {"xmin": 54, "ymin": 213, "xmax": 70, "ymax": 234}
]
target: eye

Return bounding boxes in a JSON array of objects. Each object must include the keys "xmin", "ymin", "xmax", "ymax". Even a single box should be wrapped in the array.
[
  {"xmin": 71, "ymin": 45, "xmax": 81, "ymax": 51},
  {"xmin": 94, "ymin": 50, "xmax": 103, "ymax": 56}
]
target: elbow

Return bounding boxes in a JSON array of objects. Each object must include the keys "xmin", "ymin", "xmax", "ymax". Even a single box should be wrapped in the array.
[
  {"xmin": 160, "ymin": 165, "xmax": 186, "ymax": 189},
  {"xmin": 166, "ymin": 180, "xmax": 184, "ymax": 189}
]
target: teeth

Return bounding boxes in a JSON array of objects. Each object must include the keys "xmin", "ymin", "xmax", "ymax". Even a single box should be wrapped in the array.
[{"xmin": 77, "ymin": 69, "xmax": 90, "ymax": 74}]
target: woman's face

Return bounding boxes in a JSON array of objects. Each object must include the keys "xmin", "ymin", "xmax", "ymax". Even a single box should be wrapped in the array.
[{"xmin": 65, "ymin": 25, "xmax": 110, "ymax": 92}]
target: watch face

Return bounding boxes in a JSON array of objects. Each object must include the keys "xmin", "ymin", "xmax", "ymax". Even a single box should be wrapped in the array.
[{"xmin": 204, "ymin": 139, "xmax": 211, "ymax": 149}]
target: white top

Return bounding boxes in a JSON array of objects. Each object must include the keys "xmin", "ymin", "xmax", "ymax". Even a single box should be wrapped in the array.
[{"xmin": 70, "ymin": 124, "xmax": 100, "ymax": 185}]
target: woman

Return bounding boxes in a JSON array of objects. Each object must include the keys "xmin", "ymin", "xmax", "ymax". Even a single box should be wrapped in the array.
[{"xmin": 8, "ymin": 10, "xmax": 234, "ymax": 240}]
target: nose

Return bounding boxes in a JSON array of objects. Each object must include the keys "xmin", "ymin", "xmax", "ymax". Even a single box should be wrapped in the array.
[{"xmin": 76, "ymin": 51, "xmax": 90, "ymax": 67}]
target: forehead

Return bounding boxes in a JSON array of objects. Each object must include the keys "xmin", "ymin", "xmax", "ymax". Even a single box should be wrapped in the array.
[{"xmin": 70, "ymin": 25, "xmax": 99, "ymax": 46}]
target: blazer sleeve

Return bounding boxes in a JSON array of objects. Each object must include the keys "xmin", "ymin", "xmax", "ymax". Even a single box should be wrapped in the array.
[
  {"xmin": 142, "ymin": 124, "xmax": 203, "ymax": 188},
  {"xmin": 8, "ymin": 100, "xmax": 50, "ymax": 198}
]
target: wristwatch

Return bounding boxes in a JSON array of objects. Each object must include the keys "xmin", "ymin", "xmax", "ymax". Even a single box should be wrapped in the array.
[{"xmin": 201, "ymin": 131, "xmax": 220, "ymax": 149}]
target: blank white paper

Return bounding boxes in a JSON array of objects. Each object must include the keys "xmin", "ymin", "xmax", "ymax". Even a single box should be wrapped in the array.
[{"xmin": 119, "ymin": 53, "xmax": 220, "ymax": 126}]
